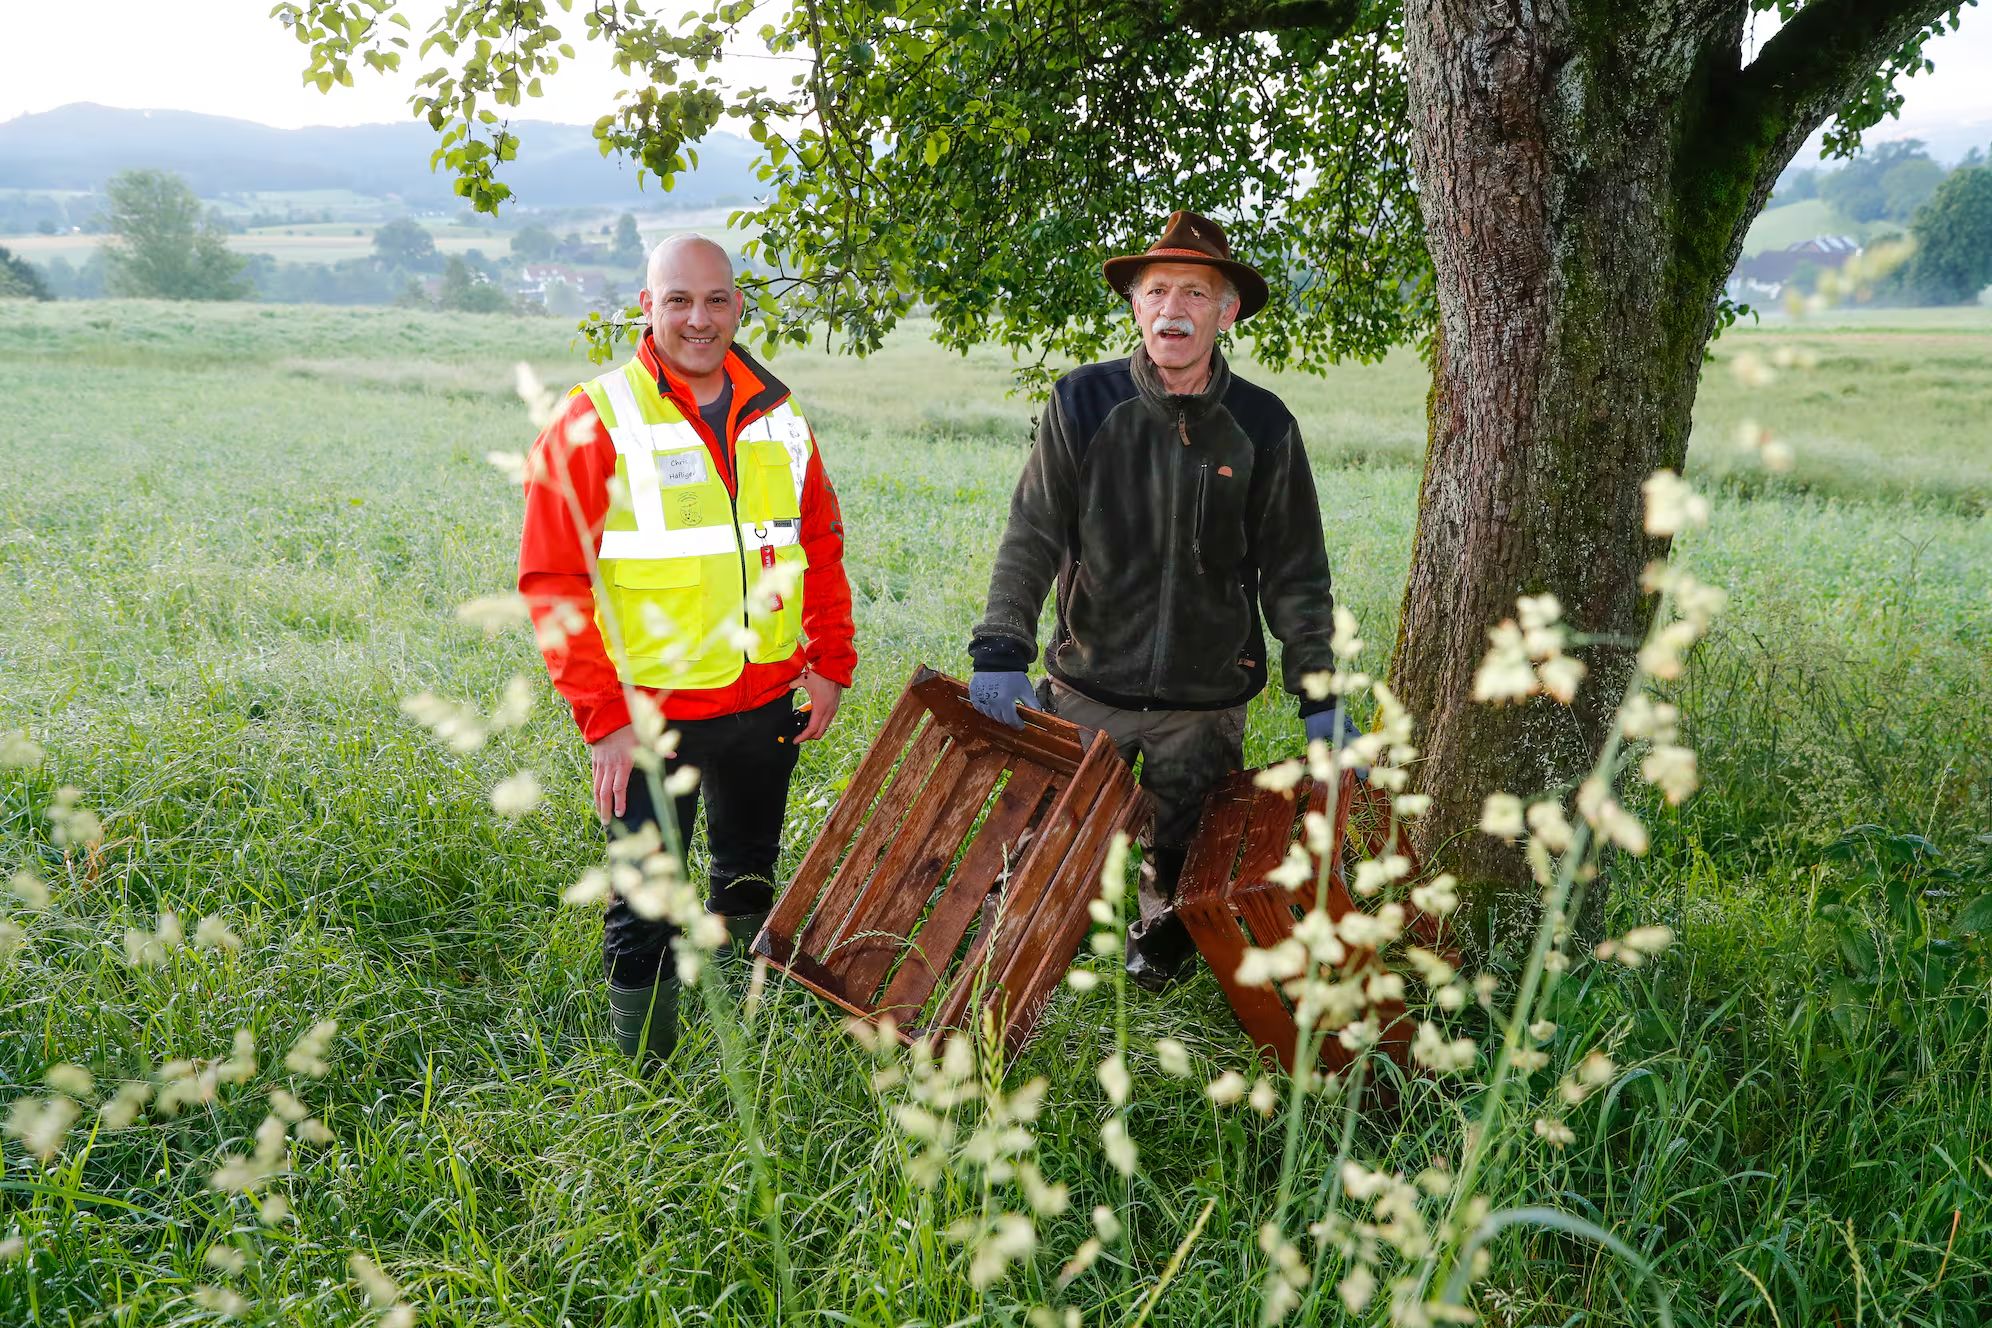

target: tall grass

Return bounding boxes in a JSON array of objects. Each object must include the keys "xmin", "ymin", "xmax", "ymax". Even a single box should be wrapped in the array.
[{"xmin": 1, "ymin": 301, "xmax": 1988, "ymax": 1325}]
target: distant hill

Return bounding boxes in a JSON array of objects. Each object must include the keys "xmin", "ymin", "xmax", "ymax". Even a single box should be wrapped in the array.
[{"xmin": 0, "ymin": 103, "xmax": 763, "ymax": 210}]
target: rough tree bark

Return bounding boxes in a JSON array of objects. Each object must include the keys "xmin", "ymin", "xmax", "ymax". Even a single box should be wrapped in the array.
[{"xmin": 1390, "ymin": 0, "xmax": 1961, "ymax": 939}]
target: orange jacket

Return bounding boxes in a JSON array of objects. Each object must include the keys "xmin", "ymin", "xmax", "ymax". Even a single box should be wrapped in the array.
[{"xmin": 519, "ymin": 336, "xmax": 856, "ymax": 741}]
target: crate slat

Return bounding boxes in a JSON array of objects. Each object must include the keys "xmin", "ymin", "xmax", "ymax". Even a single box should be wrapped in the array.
[
  {"xmin": 832, "ymin": 745, "xmax": 1013, "ymax": 1004},
  {"xmin": 999, "ymin": 760, "xmax": 1151, "ymax": 1054},
  {"xmin": 927, "ymin": 730, "xmax": 1121, "ymax": 1034},
  {"xmin": 794, "ymin": 717, "xmax": 952, "ymax": 958},
  {"xmin": 765, "ymin": 675, "xmax": 932, "ymax": 951},
  {"xmin": 874, "ymin": 762, "xmax": 1057, "ymax": 1022}
]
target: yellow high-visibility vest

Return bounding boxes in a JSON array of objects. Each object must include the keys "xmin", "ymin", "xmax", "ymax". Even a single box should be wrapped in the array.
[{"xmin": 577, "ymin": 357, "xmax": 813, "ymax": 691}]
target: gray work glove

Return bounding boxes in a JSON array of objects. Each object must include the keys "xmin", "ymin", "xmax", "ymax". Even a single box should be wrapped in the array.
[
  {"xmin": 1304, "ymin": 708, "xmax": 1368, "ymax": 775},
  {"xmin": 969, "ymin": 670, "xmax": 1036, "ymax": 728}
]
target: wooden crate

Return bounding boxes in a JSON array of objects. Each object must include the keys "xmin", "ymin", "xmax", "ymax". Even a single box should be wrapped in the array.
[
  {"xmin": 753, "ymin": 666, "xmax": 1149, "ymax": 1055},
  {"xmin": 1176, "ymin": 768, "xmax": 1448, "ymax": 1082}
]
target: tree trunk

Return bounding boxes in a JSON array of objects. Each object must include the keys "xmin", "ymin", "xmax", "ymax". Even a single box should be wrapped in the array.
[{"xmin": 1392, "ymin": 5, "xmax": 1762, "ymax": 940}]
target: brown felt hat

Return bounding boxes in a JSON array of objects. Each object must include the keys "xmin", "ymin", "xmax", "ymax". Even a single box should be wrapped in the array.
[{"xmin": 1102, "ymin": 209, "xmax": 1270, "ymax": 320}]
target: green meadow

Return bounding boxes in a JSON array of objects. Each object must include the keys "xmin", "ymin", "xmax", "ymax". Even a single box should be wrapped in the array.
[{"xmin": 1, "ymin": 299, "xmax": 1988, "ymax": 1325}]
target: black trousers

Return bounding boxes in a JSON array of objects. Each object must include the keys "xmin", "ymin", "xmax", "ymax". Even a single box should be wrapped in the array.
[{"xmin": 602, "ymin": 693, "xmax": 803, "ymax": 986}]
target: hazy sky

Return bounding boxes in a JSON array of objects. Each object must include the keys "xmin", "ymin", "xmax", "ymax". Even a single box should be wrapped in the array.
[{"xmin": 4, "ymin": 0, "xmax": 1989, "ymax": 145}]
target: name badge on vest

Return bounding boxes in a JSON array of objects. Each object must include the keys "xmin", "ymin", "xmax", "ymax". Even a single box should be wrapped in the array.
[{"xmin": 654, "ymin": 449, "xmax": 707, "ymax": 486}]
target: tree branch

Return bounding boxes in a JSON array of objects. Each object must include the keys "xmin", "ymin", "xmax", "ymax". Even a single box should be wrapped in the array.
[
  {"xmin": 1738, "ymin": 0, "xmax": 1964, "ymax": 158},
  {"xmin": 1166, "ymin": 0, "xmax": 1366, "ymax": 38}
]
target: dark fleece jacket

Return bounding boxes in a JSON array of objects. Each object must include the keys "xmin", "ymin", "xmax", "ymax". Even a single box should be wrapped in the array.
[{"xmin": 969, "ymin": 343, "xmax": 1337, "ymax": 716}]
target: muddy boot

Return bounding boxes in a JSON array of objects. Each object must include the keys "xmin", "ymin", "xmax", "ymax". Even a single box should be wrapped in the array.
[{"xmin": 607, "ymin": 975, "xmax": 680, "ymax": 1067}]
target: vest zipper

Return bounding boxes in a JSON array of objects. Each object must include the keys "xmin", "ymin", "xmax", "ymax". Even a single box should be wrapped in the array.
[{"xmin": 725, "ymin": 422, "xmax": 751, "ymax": 656}]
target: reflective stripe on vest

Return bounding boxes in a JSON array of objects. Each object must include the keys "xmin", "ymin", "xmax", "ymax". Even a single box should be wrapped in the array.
[
  {"xmin": 594, "ymin": 369, "xmax": 811, "ymax": 560},
  {"xmin": 583, "ymin": 357, "xmax": 815, "ymax": 691}
]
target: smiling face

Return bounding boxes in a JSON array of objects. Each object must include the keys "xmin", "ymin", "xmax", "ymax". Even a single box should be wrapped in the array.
[
  {"xmin": 1130, "ymin": 260, "xmax": 1240, "ymax": 381},
  {"xmin": 638, "ymin": 236, "xmax": 743, "ymax": 398}
]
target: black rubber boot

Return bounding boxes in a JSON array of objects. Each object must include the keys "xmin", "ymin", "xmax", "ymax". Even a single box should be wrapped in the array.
[
  {"xmin": 607, "ymin": 975, "xmax": 680, "ymax": 1067},
  {"xmin": 1125, "ymin": 913, "xmax": 1196, "ymax": 992},
  {"xmin": 1125, "ymin": 845, "xmax": 1196, "ymax": 992},
  {"xmin": 708, "ymin": 875, "xmax": 775, "ymax": 959},
  {"xmin": 721, "ymin": 909, "xmax": 768, "ymax": 952}
]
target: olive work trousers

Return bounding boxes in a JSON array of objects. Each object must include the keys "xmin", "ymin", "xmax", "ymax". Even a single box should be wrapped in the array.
[{"xmin": 1042, "ymin": 679, "xmax": 1247, "ymax": 954}]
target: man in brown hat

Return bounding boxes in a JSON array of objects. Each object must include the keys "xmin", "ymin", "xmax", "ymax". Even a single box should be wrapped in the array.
[{"xmin": 966, "ymin": 210, "xmax": 1348, "ymax": 991}]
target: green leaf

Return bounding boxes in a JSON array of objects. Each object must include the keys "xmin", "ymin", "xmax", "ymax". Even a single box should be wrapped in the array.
[{"xmin": 1955, "ymin": 895, "xmax": 1992, "ymax": 936}]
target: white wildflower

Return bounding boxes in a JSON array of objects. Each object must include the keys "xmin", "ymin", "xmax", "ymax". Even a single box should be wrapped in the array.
[
  {"xmin": 4, "ymin": 1096, "xmax": 78, "ymax": 1162},
  {"xmin": 195, "ymin": 915, "xmax": 243, "ymax": 952},
  {"xmin": 45, "ymin": 1064, "xmax": 92, "ymax": 1098},
  {"xmin": 285, "ymin": 1020, "xmax": 338, "ymax": 1077},
  {"xmin": 1525, "ymin": 801, "xmax": 1574, "ymax": 854},
  {"xmin": 490, "ymin": 770, "xmax": 543, "ymax": 818},
  {"xmin": 1618, "ymin": 694, "xmax": 1678, "ymax": 742},
  {"xmin": 1096, "ymin": 1054, "xmax": 1130, "ymax": 1108},
  {"xmin": 349, "ymin": 1253, "xmax": 401, "ymax": 1308},
  {"xmin": 1641, "ymin": 744, "xmax": 1699, "ymax": 804},
  {"xmin": 1100, "ymin": 1116, "xmax": 1137, "ymax": 1175},
  {"xmin": 456, "ymin": 592, "xmax": 532, "ymax": 636},
  {"xmin": 8, "ymin": 870, "xmax": 48, "ymax": 911},
  {"xmin": 1480, "ymin": 793, "xmax": 1524, "ymax": 840},
  {"xmin": 0, "ymin": 731, "xmax": 43, "ymax": 769},
  {"xmin": 1533, "ymin": 1117, "xmax": 1575, "ymax": 1148},
  {"xmin": 1253, "ymin": 760, "xmax": 1306, "ymax": 793},
  {"xmin": 1206, "ymin": 1070, "xmax": 1247, "ymax": 1105},
  {"xmin": 1642, "ymin": 469, "xmax": 1709, "ymax": 537},
  {"xmin": 1410, "ymin": 873, "xmax": 1459, "ymax": 916},
  {"xmin": 1154, "ymin": 1038, "xmax": 1192, "ymax": 1078}
]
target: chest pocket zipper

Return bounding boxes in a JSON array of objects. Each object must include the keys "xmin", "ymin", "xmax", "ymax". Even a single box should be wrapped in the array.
[{"xmin": 1193, "ymin": 461, "xmax": 1209, "ymax": 575}]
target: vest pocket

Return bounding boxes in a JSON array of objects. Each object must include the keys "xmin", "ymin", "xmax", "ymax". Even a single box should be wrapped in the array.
[
  {"xmin": 606, "ymin": 558, "xmax": 704, "ymax": 673},
  {"xmin": 748, "ymin": 547, "xmax": 806, "ymax": 663}
]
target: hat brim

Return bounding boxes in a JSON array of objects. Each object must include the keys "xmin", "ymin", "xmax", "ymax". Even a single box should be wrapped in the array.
[{"xmin": 1103, "ymin": 250, "xmax": 1270, "ymax": 321}]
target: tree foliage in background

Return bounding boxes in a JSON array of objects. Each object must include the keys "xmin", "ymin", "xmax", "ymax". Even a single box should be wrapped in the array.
[
  {"xmin": 1819, "ymin": 139, "xmax": 1947, "ymax": 222},
  {"xmin": 611, "ymin": 211, "xmax": 645, "ymax": 267},
  {"xmin": 510, "ymin": 223, "xmax": 558, "ymax": 262},
  {"xmin": 102, "ymin": 169, "xmax": 250, "ymax": 302},
  {"xmin": 1902, "ymin": 165, "xmax": 1992, "ymax": 301},
  {"xmin": 372, "ymin": 216, "xmax": 442, "ymax": 270},
  {"xmin": 0, "ymin": 244, "xmax": 53, "ymax": 300},
  {"xmin": 437, "ymin": 254, "xmax": 512, "ymax": 312}
]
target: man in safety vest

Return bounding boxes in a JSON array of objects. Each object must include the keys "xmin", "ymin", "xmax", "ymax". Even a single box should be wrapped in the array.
[
  {"xmin": 967, "ymin": 210, "xmax": 1346, "ymax": 992},
  {"xmin": 520, "ymin": 234, "xmax": 856, "ymax": 1065}
]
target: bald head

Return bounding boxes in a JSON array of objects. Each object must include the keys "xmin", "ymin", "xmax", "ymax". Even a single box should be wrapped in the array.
[
  {"xmin": 645, "ymin": 233, "xmax": 734, "ymax": 294},
  {"xmin": 637, "ymin": 232, "xmax": 744, "ymax": 401}
]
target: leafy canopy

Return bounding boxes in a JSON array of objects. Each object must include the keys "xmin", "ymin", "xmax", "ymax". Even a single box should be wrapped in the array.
[{"xmin": 275, "ymin": 0, "xmax": 1969, "ymax": 370}]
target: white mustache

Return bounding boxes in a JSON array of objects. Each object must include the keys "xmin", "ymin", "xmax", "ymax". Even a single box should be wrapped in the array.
[{"xmin": 1150, "ymin": 316, "xmax": 1196, "ymax": 336}]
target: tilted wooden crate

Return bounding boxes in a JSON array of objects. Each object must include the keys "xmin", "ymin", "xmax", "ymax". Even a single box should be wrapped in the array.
[
  {"xmin": 1177, "ymin": 767, "xmax": 1449, "ymax": 1083},
  {"xmin": 753, "ymin": 666, "xmax": 1149, "ymax": 1054}
]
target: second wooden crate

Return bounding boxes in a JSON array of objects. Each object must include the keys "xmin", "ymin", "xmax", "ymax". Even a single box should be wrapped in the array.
[{"xmin": 1176, "ymin": 768, "xmax": 1446, "ymax": 1081}]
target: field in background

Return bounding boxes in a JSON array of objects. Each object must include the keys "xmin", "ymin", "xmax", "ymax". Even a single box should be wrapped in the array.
[
  {"xmin": 0, "ymin": 213, "xmax": 758, "ymax": 268},
  {"xmin": 1, "ymin": 301, "xmax": 1988, "ymax": 1325}
]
